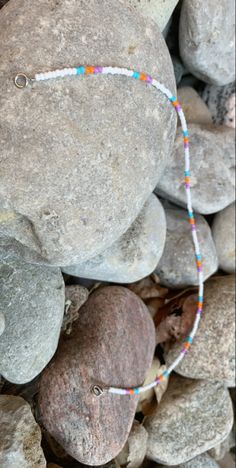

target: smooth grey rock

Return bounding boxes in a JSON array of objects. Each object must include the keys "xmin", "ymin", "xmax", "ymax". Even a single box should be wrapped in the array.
[
  {"xmin": 166, "ymin": 275, "xmax": 236, "ymax": 386},
  {"xmin": 126, "ymin": 0, "xmax": 179, "ymax": 32},
  {"xmin": 155, "ymin": 124, "xmax": 235, "ymax": 214},
  {"xmin": 0, "ymin": 312, "xmax": 5, "ymax": 336},
  {"xmin": 158, "ymin": 453, "xmax": 220, "ymax": 467},
  {"xmin": 179, "ymin": 0, "xmax": 235, "ymax": 85},
  {"xmin": 0, "ymin": 256, "xmax": 65, "ymax": 384},
  {"xmin": 212, "ymin": 202, "xmax": 235, "ymax": 273},
  {"xmin": 0, "ymin": 0, "xmax": 176, "ymax": 267},
  {"xmin": 177, "ymin": 87, "xmax": 212, "ymax": 125},
  {"xmin": 0, "ymin": 395, "xmax": 46, "ymax": 467},
  {"xmin": 62, "ymin": 195, "xmax": 166, "ymax": 283},
  {"xmin": 155, "ymin": 207, "xmax": 218, "ymax": 287},
  {"xmin": 145, "ymin": 376, "xmax": 234, "ymax": 465},
  {"xmin": 202, "ymin": 82, "xmax": 235, "ymax": 128}
]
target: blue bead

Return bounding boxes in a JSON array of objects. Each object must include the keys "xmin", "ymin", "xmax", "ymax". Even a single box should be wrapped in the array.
[
  {"xmin": 76, "ymin": 67, "xmax": 85, "ymax": 75},
  {"xmin": 183, "ymin": 130, "xmax": 189, "ymax": 136},
  {"xmin": 133, "ymin": 72, "xmax": 140, "ymax": 79},
  {"xmin": 185, "ymin": 170, "xmax": 190, "ymax": 176},
  {"xmin": 163, "ymin": 370, "xmax": 169, "ymax": 378},
  {"xmin": 187, "ymin": 336, "xmax": 193, "ymax": 344},
  {"xmin": 196, "ymin": 254, "xmax": 202, "ymax": 260},
  {"xmin": 134, "ymin": 389, "xmax": 140, "ymax": 395},
  {"xmin": 170, "ymin": 95, "xmax": 177, "ymax": 102}
]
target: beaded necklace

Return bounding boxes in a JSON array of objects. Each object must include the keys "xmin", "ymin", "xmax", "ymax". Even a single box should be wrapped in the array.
[{"xmin": 15, "ymin": 65, "xmax": 204, "ymax": 397}]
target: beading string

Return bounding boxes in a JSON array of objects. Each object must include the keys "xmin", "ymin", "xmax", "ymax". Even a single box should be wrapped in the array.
[{"xmin": 14, "ymin": 65, "xmax": 204, "ymax": 397}]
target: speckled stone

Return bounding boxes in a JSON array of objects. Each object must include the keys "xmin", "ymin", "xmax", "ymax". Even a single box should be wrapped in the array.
[
  {"xmin": 179, "ymin": 0, "xmax": 235, "ymax": 85},
  {"xmin": 177, "ymin": 87, "xmax": 212, "ymax": 126},
  {"xmin": 0, "ymin": 395, "xmax": 46, "ymax": 467},
  {"xmin": 155, "ymin": 206, "xmax": 218, "ymax": 287},
  {"xmin": 212, "ymin": 202, "xmax": 235, "ymax": 274},
  {"xmin": 166, "ymin": 275, "xmax": 236, "ymax": 386},
  {"xmin": 0, "ymin": 254, "xmax": 65, "ymax": 384},
  {"xmin": 38, "ymin": 286, "xmax": 155, "ymax": 465},
  {"xmin": 0, "ymin": 0, "xmax": 176, "ymax": 267},
  {"xmin": 62, "ymin": 194, "xmax": 166, "ymax": 283},
  {"xmin": 158, "ymin": 453, "xmax": 220, "ymax": 467},
  {"xmin": 155, "ymin": 124, "xmax": 235, "ymax": 214},
  {"xmin": 126, "ymin": 0, "xmax": 179, "ymax": 32},
  {"xmin": 145, "ymin": 376, "xmax": 234, "ymax": 465},
  {"xmin": 202, "ymin": 82, "xmax": 235, "ymax": 128},
  {"xmin": 0, "ymin": 312, "xmax": 5, "ymax": 337}
]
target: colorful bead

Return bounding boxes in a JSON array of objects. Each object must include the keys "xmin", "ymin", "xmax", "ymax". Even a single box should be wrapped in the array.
[{"xmin": 17, "ymin": 64, "xmax": 204, "ymax": 397}]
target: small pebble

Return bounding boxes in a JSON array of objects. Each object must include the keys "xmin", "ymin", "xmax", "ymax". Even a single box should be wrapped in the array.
[{"xmin": 177, "ymin": 87, "xmax": 212, "ymax": 125}]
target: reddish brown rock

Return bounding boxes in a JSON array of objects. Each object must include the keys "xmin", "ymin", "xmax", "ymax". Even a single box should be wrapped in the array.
[{"xmin": 38, "ymin": 286, "xmax": 155, "ymax": 465}]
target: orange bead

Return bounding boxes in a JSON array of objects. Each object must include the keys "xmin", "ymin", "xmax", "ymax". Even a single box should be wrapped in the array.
[
  {"xmin": 86, "ymin": 66, "xmax": 95, "ymax": 74},
  {"xmin": 140, "ymin": 73, "xmax": 147, "ymax": 81}
]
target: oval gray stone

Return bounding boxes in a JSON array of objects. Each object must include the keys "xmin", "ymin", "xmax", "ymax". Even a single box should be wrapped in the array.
[
  {"xmin": 179, "ymin": 0, "xmax": 235, "ymax": 85},
  {"xmin": 212, "ymin": 202, "xmax": 235, "ymax": 274},
  {"xmin": 62, "ymin": 194, "xmax": 166, "ymax": 283},
  {"xmin": 0, "ymin": 0, "xmax": 176, "ymax": 267},
  {"xmin": 155, "ymin": 206, "xmax": 218, "ymax": 288},
  {"xmin": 0, "ymin": 256, "xmax": 65, "ymax": 384},
  {"xmin": 0, "ymin": 395, "xmax": 46, "ymax": 467},
  {"xmin": 166, "ymin": 275, "xmax": 236, "ymax": 386},
  {"xmin": 155, "ymin": 124, "xmax": 235, "ymax": 214},
  {"xmin": 145, "ymin": 376, "xmax": 234, "ymax": 465}
]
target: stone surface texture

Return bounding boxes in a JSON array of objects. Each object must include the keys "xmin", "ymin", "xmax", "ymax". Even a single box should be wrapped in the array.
[
  {"xmin": 38, "ymin": 286, "xmax": 155, "ymax": 465},
  {"xmin": 0, "ymin": 0, "xmax": 176, "ymax": 267},
  {"xmin": 155, "ymin": 206, "xmax": 218, "ymax": 287},
  {"xmin": 0, "ymin": 395, "xmax": 46, "ymax": 467},
  {"xmin": 116, "ymin": 420, "xmax": 148, "ymax": 468},
  {"xmin": 202, "ymin": 82, "xmax": 235, "ymax": 128},
  {"xmin": 179, "ymin": 0, "xmax": 235, "ymax": 85},
  {"xmin": 177, "ymin": 87, "xmax": 212, "ymax": 125},
  {"xmin": 166, "ymin": 275, "xmax": 236, "ymax": 386},
  {"xmin": 0, "ymin": 255, "xmax": 65, "ymax": 384},
  {"xmin": 158, "ymin": 453, "xmax": 220, "ymax": 467},
  {"xmin": 126, "ymin": 0, "xmax": 179, "ymax": 32},
  {"xmin": 0, "ymin": 311, "xmax": 5, "ymax": 336},
  {"xmin": 212, "ymin": 203, "xmax": 235, "ymax": 274},
  {"xmin": 145, "ymin": 376, "xmax": 234, "ymax": 465},
  {"xmin": 156, "ymin": 124, "xmax": 235, "ymax": 214},
  {"xmin": 63, "ymin": 194, "xmax": 166, "ymax": 283}
]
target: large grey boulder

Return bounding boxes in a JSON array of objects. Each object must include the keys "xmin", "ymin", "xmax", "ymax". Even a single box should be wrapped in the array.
[
  {"xmin": 0, "ymin": 0, "xmax": 176, "ymax": 267},
  {"xmin": 145, "ymin": 376, "xmax": 234, "ymax": 465},
  {"xmin": 179, "ymin": 0, "xmax": 235, "ymax": 85},
  {"xmin": 0, "ymin": 255, "xmax": 65, "ymax": 384},
  {"xmin": 0, "ymin": 395, "xmax": 46, "ymax": 467},
  {"xmin": 212, "ymin": 202, "xmax": 235, "ymax": 274},
  {"xmin": 166, "ymin": 275, "xmax": 236, "ymax": 387},
  {"xmin": 155, "ymin": 206, "xmax": 218, "ymax": 287},
  {"xmin": 155, "ymin": 124, "xmax": 235, "ymax": 214},
  {"xmin": 63, "ymin": 194, "xmax": 166, "ymax": 283}
]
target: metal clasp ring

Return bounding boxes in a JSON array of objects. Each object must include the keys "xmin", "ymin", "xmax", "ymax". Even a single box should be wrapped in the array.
[{"xmin": 14, "ymin": 73, "xmax": 33, "ymax": 89}]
